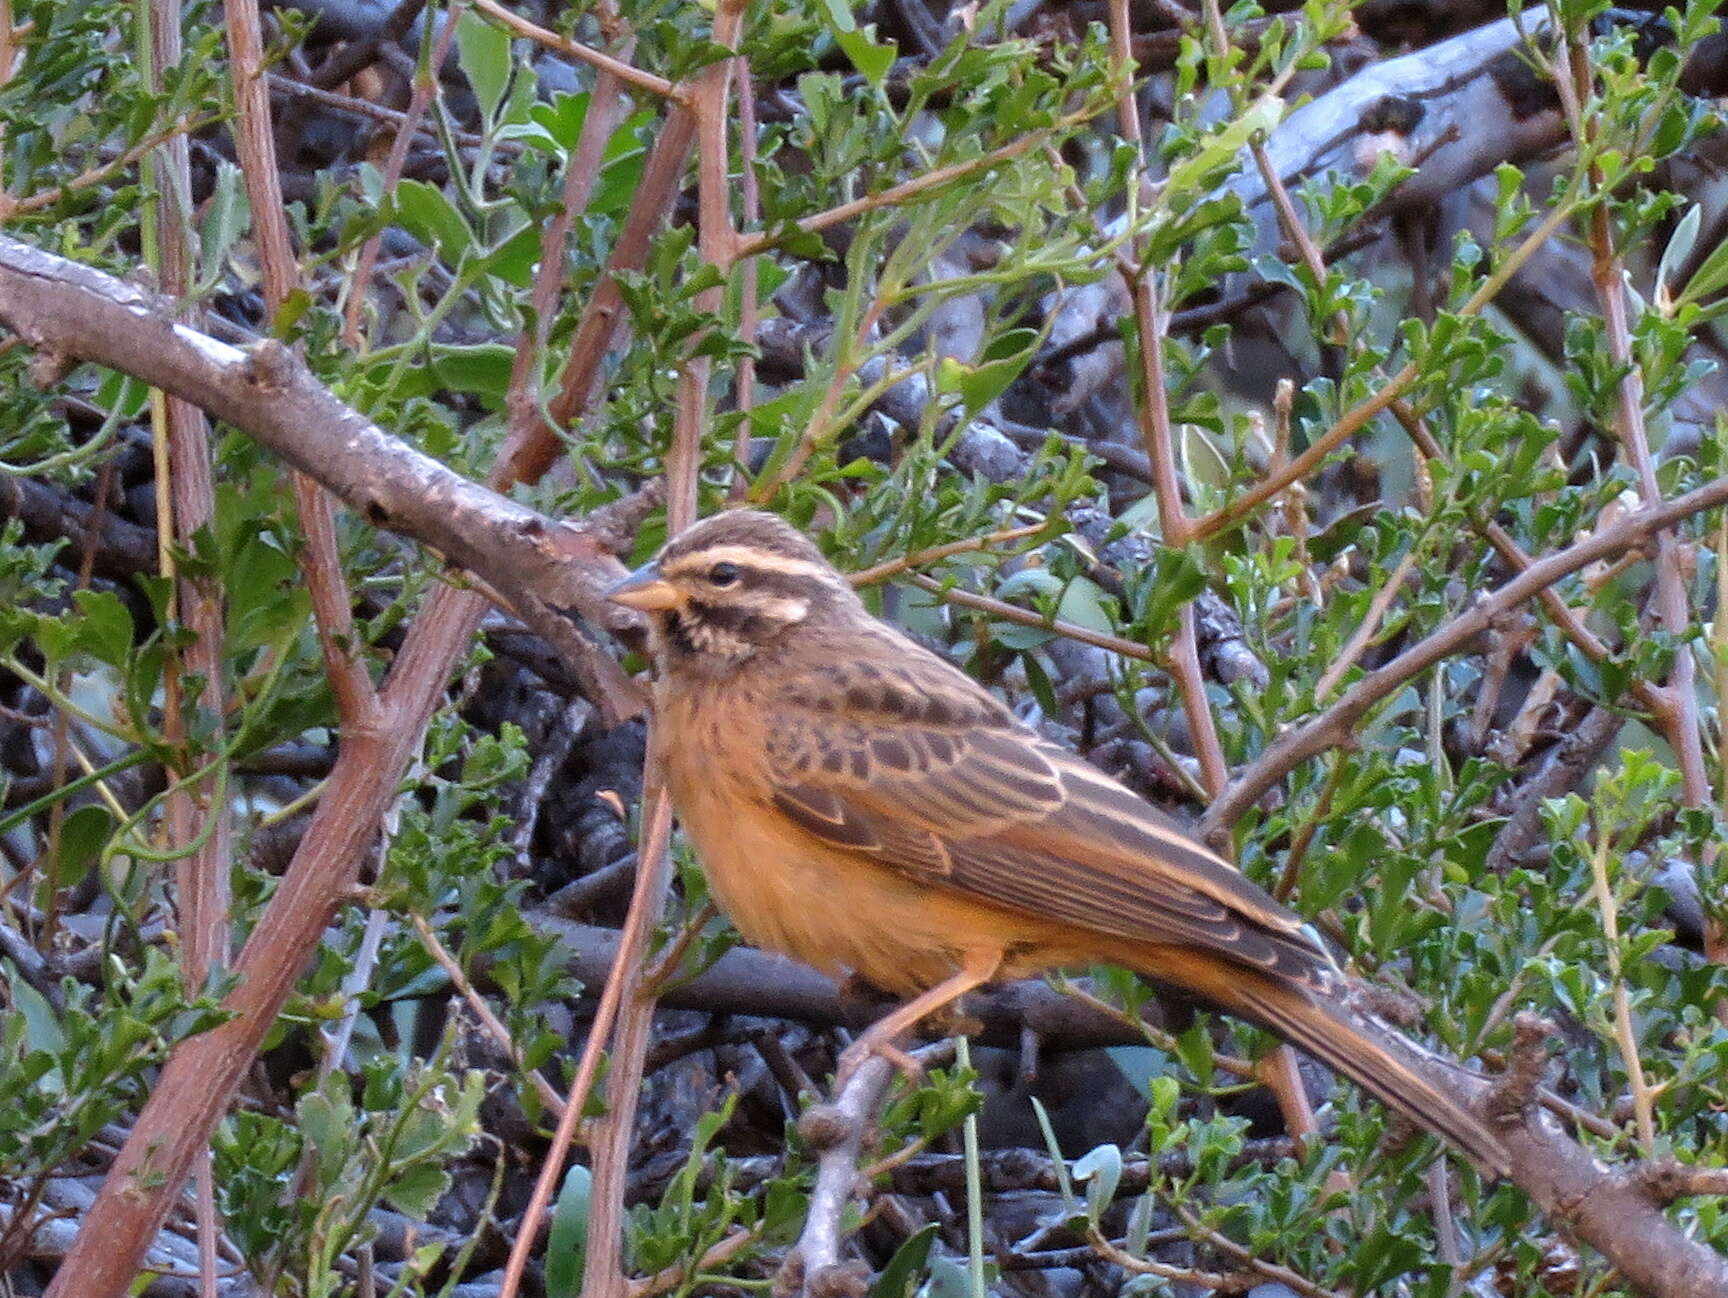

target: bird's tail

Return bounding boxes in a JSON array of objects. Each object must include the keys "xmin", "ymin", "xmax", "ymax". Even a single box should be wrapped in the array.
[{"xmin": 1178, "ymin": 966, "xmax": 1511, "ymax": 1177}]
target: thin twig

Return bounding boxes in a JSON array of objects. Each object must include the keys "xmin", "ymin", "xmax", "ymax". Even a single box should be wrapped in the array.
[
  {"xmin": 1556, "ymin": 21, "xmax": 1709, "ymax": 802},
  {"xmin": 1172, "ymin": 1203, "xmax": 1346, "ymax": 1298},
  {"xmin": 145, "ymin": 0, "xmax": 234, "ymax": 1286},
  {"xmin": 339, "ymin": 11, "xmax": 462, "ymax": 351},
  {"xmin": 1085, "ymin": 1226, "xmax": 1247, "ymax": 1293},
  {"xmin": 1244, "ymin": 102, "xmax": 1665, "ymax": 738},
  {"xmin": 1273, "ymin": 753, "xmax": 1346, "ymax": 903},
  {"xmin": 1106, "ymin": 0, "xmax": 1228, "ymax": 802},
  {"xmin": 496, "ymin": 109, "xmax": 699, "ymax": 488},
  {"xmin": 1189, "ymin": 191, "xmax": 1584, "ymax": 543},
  {"xmin": 1586, "ymin": 820, "xmax": 1656, "ymax": 1154},
  {"xmin": 906, "ymin": 572, "xmax": 1159, "ymax": 663},
  {"xmin": 849, "ymin": 523, "xmax": 1047, "ymax": 586},
  {"xmin": 503, "ymin": 45, "xmax": 635, "ymax": 446},
  {"xmin": 410, "ymin": 913, "xmax": 568, "ymax": 1119},
  {"xmin": 267, "ymin": 72, "xmax": 486, "ymax": 148},
  {"xmin": 727, "ymin": 54, "xmax": 762, "ymax": 497},
  {"xmin": 1053, "ymin": 979, "xmax": 1256, "ymax": 1080},
  {"xmin": 1311, "ymin": 548, "xmax": 1419, "ymax": 700},
  {"xmin": 495, "ymin": 789, "xmax": 676, "ymax": 1298},
  {"xmin": 466, "ymin": 0, "xmax": 679, "ymax": 102},
  {"xmin": 0, "ymin": 0, "xmax": 15, "ymax": 191},
  {"xmin": 2, "ymin": 114, "xmax": 221, "ymax": 218},
  {"xmin": 732, "ymin": 117, "xmax": 1095, "ymax": 261},
  {"xmin": 627, "ymin": 1227, "xmax": 763, "ymax": 1298},
  {"xmin": 746, "ymin": 294, "xmax": 888, "ymax": 505},
  {"xmin": 572, "ymin": 5, "xmax": 747, "ymax": 1292},
  {"xmin": 222, "ymin": 0, "xmax": 380, "ymax": 729},
  {"xmin": 1201, "ymin": 468, "xmax": 1728, "ymax": 838},
  {"xmin": 781, "ymin": 1058, "xmax": 895, "ymax": 1293}
]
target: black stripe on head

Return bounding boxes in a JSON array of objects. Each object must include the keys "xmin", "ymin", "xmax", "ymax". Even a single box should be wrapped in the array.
[
  {"xmin": 686, "ymin": 598, "xmax": 802, "ymax": 638},
  {"xmin": 660, "ymin": 585, "xmax": 815, "ymax": 661}
]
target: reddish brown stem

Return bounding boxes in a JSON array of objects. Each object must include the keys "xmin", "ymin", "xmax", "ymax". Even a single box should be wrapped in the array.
[
  {"xmin": 151, "ymin": 0, "xmax": 233, "ymax": 1008},
  {"xmin": 42, "ymin": 712, "xmax": 396, "ymax": 1298},
  {"xmin": 577, "ymin": 5, "xmax": 746, "ymax": 1291},
  {"xmin": 1200, "ymin": 469, "xmax": 1728, "ymax": 839},
  {"xmin": 467, "ymin": 0, "xmax": 679, "ymax": 103},
  {"xmin": 1559, "ymin": 22, "xmax": 1717, "ymax": 984},
  {"xmin": 495, "ymin": 787, "xmax": 675, "ymax": 1298},
  {"xmin": 147, "ymin": 1, "xmax": 233, "ymax": 1287},
  {"xmin": 494, "ymin": 107, "xmax": 699, "ymax": 488},
  {"xmin": 221, "ymin": 0, "xmax": 379, "ymax": 725},
  {"xmin": 339, "ymin": 12, "xmax": 462, "ymax": 351},
  {"xmin": 1107, "ymin": 0, "xmax": 1225, "ymax": 799},
  {"xmin": 728, "ymin": 54, "xmax": 761, "ymax": 495},
  {"xmin": 504, "ymin": 55, "xmax": 635, "ymax": 448}
]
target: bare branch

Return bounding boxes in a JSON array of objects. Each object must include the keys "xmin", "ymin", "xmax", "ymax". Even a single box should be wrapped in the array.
[
  {"xmin": 1199, "ymin": 468, "xmax": 1728, "ymax": 837},
  {"xmin": 0, "ymin": 235, "xmax": 646, "ymax": 723}
]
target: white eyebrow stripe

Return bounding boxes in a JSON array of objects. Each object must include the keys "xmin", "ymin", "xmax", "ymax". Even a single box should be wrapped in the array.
[{"xmin": 663, "ymin": 544, "xmax": 831, "ymax": 580}]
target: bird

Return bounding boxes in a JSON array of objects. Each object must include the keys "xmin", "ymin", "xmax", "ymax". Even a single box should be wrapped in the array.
[{"xmin": 606, "ymin": 509, "xmax": 1510, "ymax": 1175}]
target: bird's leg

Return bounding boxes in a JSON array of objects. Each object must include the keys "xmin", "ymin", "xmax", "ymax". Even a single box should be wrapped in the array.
[{"xmin": 834, "ymin": 952, "xmax": 1000, "ymax": 1088}]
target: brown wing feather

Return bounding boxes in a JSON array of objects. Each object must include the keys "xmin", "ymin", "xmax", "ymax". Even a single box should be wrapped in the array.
[{"xmin": 765, "ymin": 645, "xmax": 1332, "ymax": 986}]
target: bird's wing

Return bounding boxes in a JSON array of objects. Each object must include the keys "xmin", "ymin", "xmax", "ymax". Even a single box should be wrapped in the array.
[{"xmin": 764, "ymin": 651, "xmax": 1328, "ymax": 985}]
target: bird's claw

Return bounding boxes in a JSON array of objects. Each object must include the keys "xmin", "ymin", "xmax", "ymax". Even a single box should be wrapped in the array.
[{"xmin": 834, "ymin": 1037, "xmax": 925, "ymax": 1091}]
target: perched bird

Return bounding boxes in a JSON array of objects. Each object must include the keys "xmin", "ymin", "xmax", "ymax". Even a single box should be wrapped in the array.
[{"xmin": 607, "ymin": 510, "xmax": 1509, "ymax": 1174}]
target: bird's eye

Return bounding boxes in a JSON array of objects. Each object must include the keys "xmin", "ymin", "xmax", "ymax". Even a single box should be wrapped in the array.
[{"xmin": 707, "ymin": 562, "xmax": 740, "ymax": 587}]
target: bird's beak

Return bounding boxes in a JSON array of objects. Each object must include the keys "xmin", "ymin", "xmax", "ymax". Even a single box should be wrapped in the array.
[{"xmin": 606, "ymin": 561, "xmax": 681, "ymax": 612}]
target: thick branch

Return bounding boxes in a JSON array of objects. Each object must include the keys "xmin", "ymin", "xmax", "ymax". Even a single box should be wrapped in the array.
[
  {"xmin": 0, "ymin": 475, "xmax": 156, "ymax": 578},
  {"xmin": 0, "ymin": 235, "xmax": 644, "ymax": 724},
  {"xmin": 537, "ymin": 918, "xmax": 1174, "ymax": 1050}
]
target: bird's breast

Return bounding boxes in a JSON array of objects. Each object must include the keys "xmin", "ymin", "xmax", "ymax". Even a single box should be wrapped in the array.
[{"xmin": 654, "ymin": 680, "xmax": 1038, "ymax": 997}]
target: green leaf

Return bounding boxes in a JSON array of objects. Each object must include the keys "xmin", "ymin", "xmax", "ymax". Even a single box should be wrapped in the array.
[
  {"xmin": 1676, "ymin": 212, "xmax": 1728, "ymax": 309},
  {"xmin": 364, "ymin": 344, "xmax": 517, "ymax": 404},
  {"xmin": 1019, "ymin": 650, "xmax": 1058, "ymax": 717},
  {"xmin": 996, "ymin": 567, "xmax": 1062, "ymax": 601},
  {"xmin": 197, "ymin": 160, "xmax": 249, "ymax": 290},
  {"xmin": 817, "ymin": 0, "xmax": 855, "ymax": 32},
  {"xmin": 922, "ymin": 1255, "xmax": 973, "ymax": 1298},
  {"xmin": 870, "ymin": 1222, "xmax": 938, "ymax": 1298},
  {"xmin": 72, "ymin": 588, "xmax": 135, "ymax": 666},
  {"xmin": 525, "ymin": 90, "xmax": 589, "ymax": 152},
  {"xmin": 297, "ymin": 1085, "xmax": 353, "ymax": 1175},
  {"xmin": 1056, "ymin": 576, "xmax": 1115, "ymax": 635},
  {"xmin": 834, "ymin": 25, "xmax": 898, "ymax": 90},
  {"xmin": 481, "ymin": 223, "xmax": 543, "ymax": 288},
  {"xmin": 937, "ymin": 327, "xmax": 1040, "ymax": 418},
  {"xmin": 1657, "ymin": 203, "xmax": 1701, "ymax": 313},
  {"xmin": 544, "ymin": 1163, "xmax": 592, "ymax": 1298},
  {"xmin": 1173, "ymin": 1020, "xmax": 1216, "ymax": 1086},
  {"xmin": 457, "ymin": 9, "xmax": 512, "ymax": 123},
  {"xmin": 385, "ymin": 1162, "xmax": 451, "ymax": 1219},
  {"xmin": 1180, "ymin": 423, "xmax": 1231, "ymax": 498},
  {"xmin": 55, "ymin": 804, "xmax": 114, "ymax": 881},
  {"xmin": 1164, "ymin": 95, "xmax": 1283, "ymax": 201},
  {"xmin": 431, "ymin": 344, "xmax": 516, "ymax": 403},
  {"xmin": 393, "ymin": 180, "xmax": 474, "ymax": 263},
  {"xmin": 93, "ymin": 371, "xmax": 151, "ymax": 421},
  {"xmin": 6, "ymin": 964, "xmax": 65, "ymax": 1058}
]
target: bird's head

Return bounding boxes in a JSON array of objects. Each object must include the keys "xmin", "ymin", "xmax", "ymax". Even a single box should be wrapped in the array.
[{"xmin": 606, "ymin": 511, "xmax": 858, "ymax": 666}]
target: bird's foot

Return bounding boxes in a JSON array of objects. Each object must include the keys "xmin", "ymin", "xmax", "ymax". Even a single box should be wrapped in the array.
[{"xmin": 834, "ymin": 1035, "xmax": 925, "ymax": 1091}]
